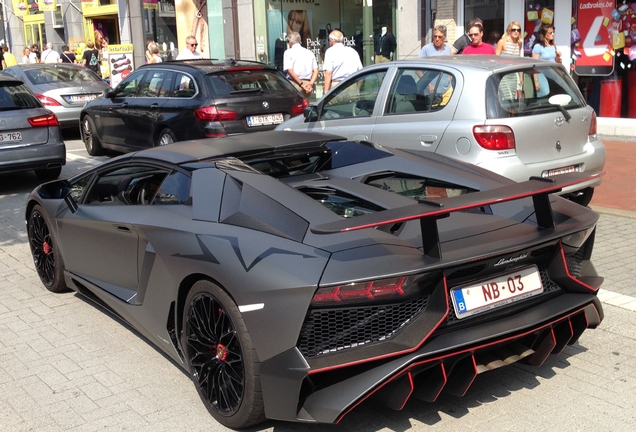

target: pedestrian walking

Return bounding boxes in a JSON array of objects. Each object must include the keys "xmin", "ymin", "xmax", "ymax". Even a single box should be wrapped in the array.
[
  {"xmin": 41, "ymin": 42, "xmax": 61, "ymax": 63},
  {"xmin": 2, "ymin": 46, "xmax": 17, "ymax": 67},
  {"xmin": 322, "ymin": 30, "xmax": 362, "ymax": 93},
  {"xmin": 462, "ymin": 22, "xmax": 496, "ymax": 55},
  {"xmin": 176, "ymin": 36, "xmax": 202, "ymax": 60},
  {"xmin": 451, "ymin": 17, "xmax": 483, "ymax": 54},
  {"xmin": 81, "ymin": 40, "xmax": 101, "ymax": 77},
  {"xmin": 60, "ymin": 45, "xmax": 76, "ymax": 64},
  {"xmin": 419, "ymin": 25, "xmax": 451, "ymax": 57},
  {"xmin": 283, "ymin": 31, "xmax": 318, "ymax": 101}
]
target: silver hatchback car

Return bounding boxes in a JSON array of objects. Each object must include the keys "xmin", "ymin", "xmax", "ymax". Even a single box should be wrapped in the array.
[{"xmin": 278, "ymin": 56, "xmax": 605, "ymax": 206}]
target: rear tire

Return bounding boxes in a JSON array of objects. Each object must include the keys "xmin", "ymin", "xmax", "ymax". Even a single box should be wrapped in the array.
[
  {"xmin": 156, "ymin": 128, "xmax": 176, "ymax": 146},
  {"xmin": 27, "ymin": 205, "xmax": 68, "ymax": 293},
  {"xmin": 34, "ymin": 166, "xmax": 62, "ymax": 181},
  {"xmin": 181, "ymin": 280, "xmax": 265, "ymax": 428},
  {"xmin": 81, "ymin": 115, "xmax": 105, "ymax": 156}
]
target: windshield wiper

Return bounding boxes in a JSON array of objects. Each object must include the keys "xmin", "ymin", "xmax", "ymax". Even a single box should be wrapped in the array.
[{"xmin": 556, "ymin": 105, "xmax": 571, "ymax": 122}]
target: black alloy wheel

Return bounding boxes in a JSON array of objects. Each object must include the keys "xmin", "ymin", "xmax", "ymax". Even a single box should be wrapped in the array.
[
  {"xmin": 27, "ymin": 205, "xmax": 67, "ymax": 293},
  {"xmin": 182, "ymin": 280, "xmax": 264, "ymax": 428},
  {"xmin": 81, "ymin": 116, "xmax": 104, "ymax": 156}
]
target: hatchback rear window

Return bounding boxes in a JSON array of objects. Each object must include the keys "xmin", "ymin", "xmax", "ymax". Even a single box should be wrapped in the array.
[
  {"xmin": 486, "ymin": 65, "xmax": 586, "ymax": 119},
  {"xmin": 0, "ymin": 82, "xmax": 41, "ymax": 109},
  {"xmin": 206, "ymin": 70, "xmax": 296, "ymax": 96}
]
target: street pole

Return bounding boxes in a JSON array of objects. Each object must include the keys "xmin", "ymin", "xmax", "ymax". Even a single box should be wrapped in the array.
[{"xmin": 363, "ymin": 0, "xmax": 373, "ymax": 66}]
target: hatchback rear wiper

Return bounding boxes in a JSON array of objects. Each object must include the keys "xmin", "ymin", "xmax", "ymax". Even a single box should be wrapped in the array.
[{"xmin": 555, "ymin": 105, "xmax": 571, "ymax": 122}]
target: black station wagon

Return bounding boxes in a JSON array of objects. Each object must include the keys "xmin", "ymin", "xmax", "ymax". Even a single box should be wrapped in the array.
[{"xmin": 80, "ymin": 59, "xmax": 306, "ymax": 155}]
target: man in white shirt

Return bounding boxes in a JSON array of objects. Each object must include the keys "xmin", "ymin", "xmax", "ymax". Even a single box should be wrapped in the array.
[
  {"xmin": 283, "ymin": 32, "xmax": 318, "ymax": 100},
  {"xmin": 41, "ymin": 43, "xmax": 61, "ymax": 63},
  {"xmin": 176, "ymin": 36, "xmax": 203, "ymax": 60},
  {"xmin": 322, "ymin": 30, "xmax": 362, "ymax": 93}
]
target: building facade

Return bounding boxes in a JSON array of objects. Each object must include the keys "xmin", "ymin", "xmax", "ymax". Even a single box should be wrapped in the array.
[{"xmin": 1, "ymin": 0, "xmax": 634, "ymax": 118}]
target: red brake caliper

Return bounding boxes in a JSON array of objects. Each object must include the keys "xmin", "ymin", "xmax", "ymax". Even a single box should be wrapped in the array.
[
  {"xmin": 42, "ymin": 241, "xmax": 52, "ymax": 255},
  {"xmin": 216, "ymin": 343, "xmax": 228, "ymax": 362}
]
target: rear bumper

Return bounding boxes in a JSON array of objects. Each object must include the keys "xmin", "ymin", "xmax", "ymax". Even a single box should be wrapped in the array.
[
  {"xmin": 260, "ymin": 294, "xmax": 602, "ymax": 424},
  {"xmin": 0, "ymin": 140, "xmax": 66, "ymax": 174}
]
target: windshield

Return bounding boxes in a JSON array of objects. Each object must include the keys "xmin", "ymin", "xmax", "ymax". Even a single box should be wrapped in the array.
[
  {"xmin": 206, "ymin": 69, "xmax": 296, "ymax": 96},
  {"xmin": 486, "ymin": 65, "xmax": 586, "ymax": 119}
]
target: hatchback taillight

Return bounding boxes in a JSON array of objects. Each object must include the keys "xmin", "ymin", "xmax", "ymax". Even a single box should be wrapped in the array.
[
  {"xmin": 194, "ymin": 106, "xmax": 238, "ymax": 122},
  {"xmin": 35, "ymin": 94, "xmax": 62, "ymax": 107},
  {"xmin": 473, "ymin": 125, "xmax": 516, "ymax": 150},
  {"xmin": 588, "ymin": 110, "xmax": 597, "ymax": 136},
  {"xmin": 28, "ymin": 113, "xmax": 59, "ymax": 127},
  {"xmin": 291, "ymin": 99, "xmax": 309, "ymax": 117}
]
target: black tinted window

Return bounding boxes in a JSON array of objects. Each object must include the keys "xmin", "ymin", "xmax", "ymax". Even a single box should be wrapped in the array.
[
  {"xmin": 86, "ymin": 165, "xmax": 169, "ymax": 206},
  {"xmin": 169, "ymin": 73, "xmax": 197, "ymax": 98},
  {"xmin": 139, "ymin": 70, "xmax": 170, "ymax": 97},
  {"xmin": 115, "ymin": 71, "xmax": 146, "ymax": 97},
  {"xmin": 0, "ymin": 82, "xmax": 41, "ymax": 109},
  {"xmin": 206, "ymin": 70, "xmax": 295, "ymax": 96},
  {"xmin": 152, "ymin": 171, "xmax": 191, "ymax": 205}
]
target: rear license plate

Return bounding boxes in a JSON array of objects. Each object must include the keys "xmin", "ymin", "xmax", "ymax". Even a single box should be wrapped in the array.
[
  {"xmin": 66, "ymin": 94, "xmax": 99, "ymax": 104},
  {"xmin": 0, "ymin": 132, "xmax": 22, "ymax": 143},
  {"xmin": 246, "ymin": 113, "xmax": 284, "ymax": 127},
  {"xmin": 450, "ymin": 265, "xmax": 543, "ymax": 319},
  {"xmin": 547, "ymin": 165, "xmax": 577, "ymax": 177}
]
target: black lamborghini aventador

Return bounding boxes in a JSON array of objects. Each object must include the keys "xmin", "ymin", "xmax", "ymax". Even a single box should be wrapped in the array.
[{"xmin": 26, "ymin": 131, "xmax": 604, "ymax": 428}]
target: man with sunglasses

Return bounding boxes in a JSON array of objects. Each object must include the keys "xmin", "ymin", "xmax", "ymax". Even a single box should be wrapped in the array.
[
  {"xmin": 419, "ymin": 25, "xmax": 451, "ymax": 57},
  {"xmin": 462, "ymin": 23, "xmax": 495, "ymax": 55},
  {"xmin": 176, "ymin": 36, "xmax": 202, "ymax": 60},
  {"xmin": 451, "ymin": 17, "xmax": 482, "ymax": 54}
]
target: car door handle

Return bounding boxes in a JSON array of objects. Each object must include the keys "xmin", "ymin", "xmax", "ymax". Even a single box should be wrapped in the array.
[
  {"xmin": 419, "ymin": 135, "xmax": 438, "ymax": 147},
  {"xmin": 353, "ymin": 135, "xmax": 369, "ymax": 141},
  {"xmin": 120, "ymin": 102, "xmax": 128, "ymax": 108},
  {"xmin": 150, "ymin": 103, "xmax": 159, "ymax": 109},
  {"xmin": 114, "ymin": 225, "xmax": 132, "ymax": 233}
]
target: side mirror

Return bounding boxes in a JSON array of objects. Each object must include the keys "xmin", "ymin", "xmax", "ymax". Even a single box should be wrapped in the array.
[
  {"xmin": 304, "ymin": 105, "xmax": 318, "ymax": 122},
  {"xmin": 37, "ymin": 179, "xmax": 78, "ymax": 213}
]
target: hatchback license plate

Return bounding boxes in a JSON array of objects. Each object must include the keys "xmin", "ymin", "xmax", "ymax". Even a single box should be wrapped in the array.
[
  {"xmin": 247, "ymin": 113, "xmax": 284, "ymax": 127},
  {"xmin": 0, "ymin": 132, "xmax": 22, "ymax": 143},
  {"xmin": 451, "ymin": 265, "xmax": 543, "ymax": 319},
  {"xmin": 547, "ymin": 165, "xmax": 577, "ymax": 177}
]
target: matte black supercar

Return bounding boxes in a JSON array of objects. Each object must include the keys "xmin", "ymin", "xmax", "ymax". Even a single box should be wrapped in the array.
[{"xmin": 26, "ymin": 131, "xmax": 604, "ymax": 428}]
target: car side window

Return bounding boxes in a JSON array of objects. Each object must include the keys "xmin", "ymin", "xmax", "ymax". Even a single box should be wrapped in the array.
[
  {"xmin": 386, "ymin": 69, "xmax": 454, "ymax": 115},
  {"xmin": 321, "ymin": 70, "xmax": 387, "ymax": 120},
  {"xmin": 85, "ymin": 165, "xmax": 170, "ymax": 206},
  {"xmin": 115, "ymin": 71, "xmax": 146, "ymax": 98},
  {"xmin": 139, "ymin": 70, "xmax": 169, "ymax": 97},
  {"xmin": 152, "ymin": 170, "xmax": 192, "ymax": 205},
  {"xmin": 170, "ymin": 73, "xmax": 197, "ymax": 98}
]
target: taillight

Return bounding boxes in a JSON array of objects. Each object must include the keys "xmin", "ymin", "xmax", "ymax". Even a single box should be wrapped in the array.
[
  {"xmin": 473, "ymin": 125, "xmax": 516, "ymax": 150},
  {"xmin": 35, "ymin": 94, "xmax": 62, "ymax": 107},
  {"xmin": 588, "ymin": 110, "xmax": 597, "ymax": 136},
  {"xmin": 291, "ymin": 99, "xmax": 309, "ymax": 117},
  {"xmin": 311, "ymin": 275, "xmax": 426, "ymax": 306},
  {"xmin": 194, "ymin": 105, "xmax": 238, "ymax": 122},
  {"xmin": 28, "ymin": 113, "xmax": 59, "ymax": 127}
]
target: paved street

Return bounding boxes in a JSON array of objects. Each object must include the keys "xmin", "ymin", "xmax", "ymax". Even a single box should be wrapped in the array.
[{"xmin": 1, "ymin": 132, "xmax": 635, "ymax": 431}]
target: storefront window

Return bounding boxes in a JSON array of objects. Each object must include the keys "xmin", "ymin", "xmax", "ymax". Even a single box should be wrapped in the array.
[
  {"xmin": 464, "ymin": 0, "xmax": 505, "ymax": 48},
  {"xmin": 522, "ymin": 0, "xmax": 554, "ymax": 56},
  {"xmin": 143, "ymin": 0, "xmax": 178, "ymax": 61}
]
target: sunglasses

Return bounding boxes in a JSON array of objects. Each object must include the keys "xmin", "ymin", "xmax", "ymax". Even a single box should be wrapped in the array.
[
  {"xmin": 189, "ymin": 43, "xmax": 198, "ymax": 47},
  {"xmin": 468, "ymin": 33, "xmax": 480, "ymax": 37},
  {"xmin": 511, "ymin": 28, "xmax": 521, "ymax": 32},
  {"xmin": 433, "ymin": 35, "xmax": 444, "ymax": 39}
]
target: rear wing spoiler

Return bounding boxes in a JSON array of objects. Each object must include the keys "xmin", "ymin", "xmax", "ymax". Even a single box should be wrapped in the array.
[{"xmin": 311, "ymin": 172, "xmax": 603, "ymax": 258}]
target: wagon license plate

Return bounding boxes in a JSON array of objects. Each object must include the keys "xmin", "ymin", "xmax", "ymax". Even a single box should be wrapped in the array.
[
  {"xmin": 67, "ymin": 94, "xmax": 99, "ymax": 104},
  {"xmin": 451, "ymin": 265, "xmax": 543, "ymax": 319},
  {"xmin": 547, "ymin": 165, "xmax": 577, "ymax": 177},
  {"xmin": 0, "ymin": 132, "xmax": 22, "ymax": 143},
  {"xmin": 246, "ymin": 113, "xmax": 284, "ymax": 127}
]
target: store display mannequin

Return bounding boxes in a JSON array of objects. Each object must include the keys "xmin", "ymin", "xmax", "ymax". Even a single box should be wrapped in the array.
[
  {"xmin": 374, "ymin": 26, "xmax": 396, "ymax": 64},
  {"xmin": 274, "ymin": 32, "xmax": 287, "ymax": 70}
]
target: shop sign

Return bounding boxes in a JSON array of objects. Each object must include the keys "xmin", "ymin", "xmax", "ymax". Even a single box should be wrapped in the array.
[
  {"xmin": 81, "ymin": 0, "xmax": 98, "ymax": 9},
  {"xmin": 107, "ymin": 44, "xmax": 135, "ymax": 89},
  {"xmin": 143, "ymin": 0, "xmax": 158, "ymax": 10},
  {"xmin": 12, "ymin": 0, "xmax": 29, "ymax": 17},
  {"xmin": 38, "ymin": 0, "xmax": 56, "ymax": 13},
  {"xmin": 572, "ymin": 1, "xmax": 615, "ymax": 76}
]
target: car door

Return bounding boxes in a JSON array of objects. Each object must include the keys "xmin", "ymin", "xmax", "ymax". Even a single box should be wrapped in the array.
[
  {"xmin": 370, "ymin": 67, "xmax": 456, "ymax": 153},
  {"xmin": 302, "ymin": 68, "xmax": 391, "ymax": 141},
  {"xmin": 56, "ymin": 164, "xmax": 170, "ymax": 300},
  {"xmin": 99, "ymin": 70, "xmax": 147, "ymax": 147}
]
